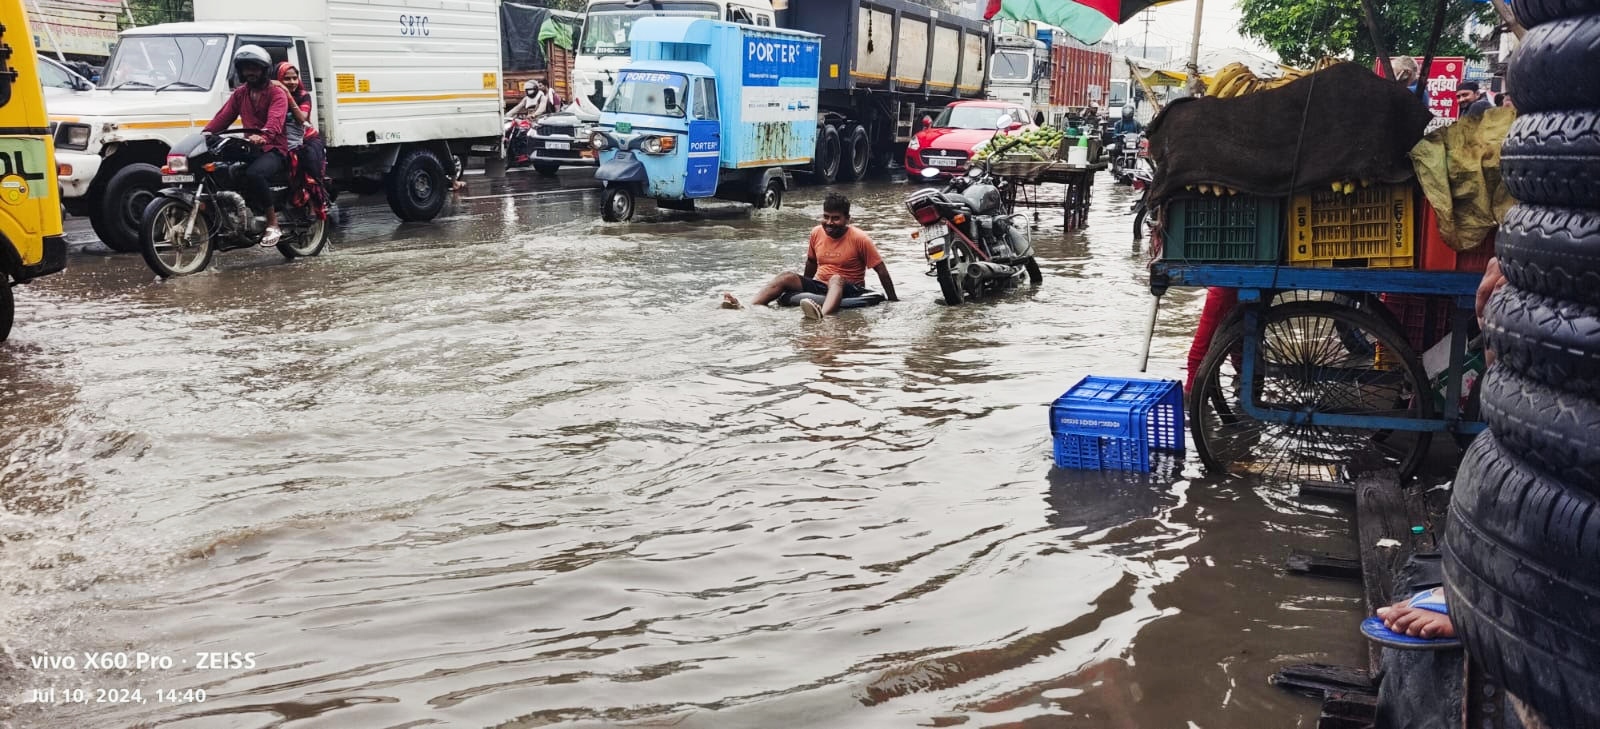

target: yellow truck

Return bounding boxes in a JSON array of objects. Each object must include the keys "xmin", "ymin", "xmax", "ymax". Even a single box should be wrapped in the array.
[{"xmin": 0, "ymin": 0, "xmax": 67, "ymax": 341}]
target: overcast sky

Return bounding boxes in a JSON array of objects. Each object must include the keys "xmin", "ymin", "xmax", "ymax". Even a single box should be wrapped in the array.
[{"xmin": 1103, "ymin": 0, "xmax": 1278, "ymax": 61}]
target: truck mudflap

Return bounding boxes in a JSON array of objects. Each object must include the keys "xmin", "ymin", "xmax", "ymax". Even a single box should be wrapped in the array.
[
  {"xmin": 16, "ymin": 235, "xmax": 67, "ymax": 282},
  {"xmin": 596, "ymin": 152, "xmax": 647, "ymax": 184}
]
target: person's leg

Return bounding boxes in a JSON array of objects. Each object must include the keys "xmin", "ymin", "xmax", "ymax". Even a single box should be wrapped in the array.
[
  {"xmin": 1375, "ymin": 587, "xmax": 1455, "ymax": 638},
  {"xmin": 820, "ymin": 275, "xmax": 848, "ymax": 315},
  {"xmin": 245, "ymin": 152, "xmax": 286, "ymax": 243},
  {"xmin": 724, "ymin": 272, "xmax": 806, "ymax": 309},
  {"xmin": 1186, "ymin": 287, "xmax": 1239, "ymax": 392}
]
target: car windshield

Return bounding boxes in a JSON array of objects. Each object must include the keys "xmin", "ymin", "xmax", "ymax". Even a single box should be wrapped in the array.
[
  {"xmin": 101, "ymin": 35, "xmax": 228, "ymax": 90},
  {"xmin": 579, "ymin": 2, "xmax": 719, "ymax": 57},
  {"xmin": 38, "ymin": 58, "xmax": 77, "ymax": 89},
  {"xmin": 933, "ymin": 105, "xmax": 1010, "ymax": 130},
  {"xmin": 990, "ymin": 51, "xmax": 1031, "ymax": 82},
  {"xmin": 605, "ymin": 71, "xmax": 688, "ymax": 118}
]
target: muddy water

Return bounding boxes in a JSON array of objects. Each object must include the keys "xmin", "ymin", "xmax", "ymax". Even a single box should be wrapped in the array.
[{"xmin": 1, "ymin": 174, "xmax": 1363, "ymax": 728}]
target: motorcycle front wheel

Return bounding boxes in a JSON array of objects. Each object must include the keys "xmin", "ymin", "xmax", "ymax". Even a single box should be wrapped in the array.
[{"xmin": 140, "ymin": 197, "xmax": 214, "ymax": 278}]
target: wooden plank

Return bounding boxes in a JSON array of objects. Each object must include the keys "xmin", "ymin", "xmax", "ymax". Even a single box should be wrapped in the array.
[
  {"xmin": 1271, "ymin": 663, "xmax": 1374, "ymax": 698},
  {"xmin": 1319, "ymin": 691, "xmax": 1378, "ymax": 729},
  {"xmin": 1300, "ymin": 480, "xmax": 1357, "ymax": 501},
  {"xmin": 1286, "ymin": 550, "xmax": 1363, "ymax": 581},
  {"xmin": 1354, "ymin": 470, "xmax": 1413, "ymax": 675}
]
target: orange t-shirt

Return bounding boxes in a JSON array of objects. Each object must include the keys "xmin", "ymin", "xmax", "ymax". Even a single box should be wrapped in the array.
[{"xmin": 807, "ymin": 225, "xmax": 883, "ymax": 285}]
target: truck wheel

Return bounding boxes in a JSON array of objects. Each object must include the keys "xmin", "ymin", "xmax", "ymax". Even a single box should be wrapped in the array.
[
  {"xmin": 811, "ymin": 125, "xmax": 840, "ymax": 184},
  {"xmin": 98, "ymin": 163, "xmax": 163, "ymax": 253},
  {"xmin": 601, "ymin": 186, "xmax": 635, "ymax": 222},
  {"xmin": 0, "ymin": 280, "xmax": 12, "ymax": 343},
  {"xmin": 839, "ymin": 127, "xmax": 870, "ymax": 182},
  {"xmin": 385, "ymin": 147, "xmax": 448, "ymax": 222},
  {"xmin": 534, "ymin": 162, "xmax": 561, "ymax": 178}
]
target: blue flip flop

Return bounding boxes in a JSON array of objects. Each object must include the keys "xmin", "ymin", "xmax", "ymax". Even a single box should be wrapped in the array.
[{"xmin": 1360, "ymin": 587, "xmax": 1462, "ymax": 650}]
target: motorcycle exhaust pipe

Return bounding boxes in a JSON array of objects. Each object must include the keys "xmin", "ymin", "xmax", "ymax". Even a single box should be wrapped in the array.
[{"xmin": 966, "ymin": 260, "xmax": 1016, "ymax": 279}]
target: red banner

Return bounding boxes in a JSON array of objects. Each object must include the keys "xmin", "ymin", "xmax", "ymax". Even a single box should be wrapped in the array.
[{"xmin": 1376, "ymin": 56, "xmax": 1465, "ymax": 133}]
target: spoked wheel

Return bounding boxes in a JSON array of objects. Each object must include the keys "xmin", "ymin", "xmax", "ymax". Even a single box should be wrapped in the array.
[
  {"xmin": 1190, "ymin": 300, "xmax": 1435, "ymax": 483},
  {"xmin": 277, "ymin": 215, "xmax": 329, "ymax": 260},
  {"xmin": 601, "ymin": 186, "xmax": 635, "ymax": 222},
  {"xmin": 139, "ymin": 197, "xmax": 214, "ymax": 278}
]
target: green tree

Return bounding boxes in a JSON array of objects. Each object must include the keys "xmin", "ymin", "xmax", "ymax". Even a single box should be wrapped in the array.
[
  {"xmin": 1237, "ymin": 0, "xmax": 1492, "ymax": 67},
  {"xmin": 120, "ymin": 0, "xmax": 191, "ymax": 30}
]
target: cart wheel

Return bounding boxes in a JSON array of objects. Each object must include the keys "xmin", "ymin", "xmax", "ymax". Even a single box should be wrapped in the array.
[{"xmin": 1189, "ymin": 300, "xmax": 1435, "ymax": 482}]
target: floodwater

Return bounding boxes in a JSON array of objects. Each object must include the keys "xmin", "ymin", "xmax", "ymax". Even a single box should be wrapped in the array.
[{"xmin": 1, "ymin": 171, "xmax": 1366, "ymax": 728}]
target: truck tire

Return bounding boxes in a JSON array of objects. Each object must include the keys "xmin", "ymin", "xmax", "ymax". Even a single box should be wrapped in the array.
[
  {"xmin": 839, "ymin": 126, "xmax": 870, "ymax": 182},
  {"xmin": 1500, "ymin": 110, "xmax": 1600, "ymax": 208},
  {"xmin": 811, "ymin": 125, "xmax": 840, "ymax": 184},
  {"xmin": 1443, "ymin": 432, "xmax": 1600, "ymax": 729},
  {"xmin": 1483, "ymin": 285, "xmax": 1600, "ymax": 399},
  {"xmin": 0, "ymin": 280, "xmax": 12, "ymax": 342},
  {"xmin": 385, "ymin": 147, "xmax": 448, "ymax": 222},
  {"xmin": 1497, "ymin": 205, "xmax": 1600, "ymax": 308},
  {"xmin": 1513, "ymin": 0, "xmax": 1600, "ymax": 26},
  {"xmin": 1504, "ymin": 15, "xmax": 1600, "ymax": 113},
  {"xmin": 1481, "ymin": 365, "xmax": 1600, "ymax": 497},
  {"xmin": 97, "ymin": 163, "xmax": 163, "ymax": 253}
]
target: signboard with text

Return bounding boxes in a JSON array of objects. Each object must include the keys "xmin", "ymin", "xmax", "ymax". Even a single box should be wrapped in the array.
[{"xmin": 1376, "ymin": 56, "xmax": 1465, "ymax": 134}]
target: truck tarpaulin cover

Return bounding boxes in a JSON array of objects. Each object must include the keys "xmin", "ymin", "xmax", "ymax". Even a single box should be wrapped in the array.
[{"xmin": 502, "ymin": 2, "xmax": 575, "ymax": 72}]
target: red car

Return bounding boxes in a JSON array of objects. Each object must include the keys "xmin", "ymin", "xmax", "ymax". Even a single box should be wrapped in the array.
[{"xmin": 905, "ymin": 100, "xmax": 1034, "ymax": 178}]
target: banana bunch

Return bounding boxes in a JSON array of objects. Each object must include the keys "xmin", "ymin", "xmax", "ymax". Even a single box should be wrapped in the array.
[
  {"xmin": 1210, "ymin": 58, "xmax": 1342, "ymax": 98},
  {"xmin": 1328, "ymin": 178, "xmax": 1372, "ymax": 195},
  {"xmin": 1184, "ymin": 184, "xmax": 1240, "ymax": 196}
]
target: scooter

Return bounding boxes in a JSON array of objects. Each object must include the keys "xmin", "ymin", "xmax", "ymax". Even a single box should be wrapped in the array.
[
  {"xmin": 1130, "ymin": 140, "xmax": 1157, "ymax": 241},
  {"xmin": 908, "ymin": 114, "xmax": 1043, "ymax": 305}
]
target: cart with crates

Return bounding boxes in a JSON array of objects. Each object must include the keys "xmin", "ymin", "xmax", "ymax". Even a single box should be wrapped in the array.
[{"xmin": 1147, "ymin": 182, "xmax": 1493, "ymax": 482}]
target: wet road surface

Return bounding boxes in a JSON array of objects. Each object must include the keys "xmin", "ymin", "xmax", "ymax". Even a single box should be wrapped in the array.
[{"xmin": 2, "ymin": 169, "xmax": 1364, "ymax": 728}]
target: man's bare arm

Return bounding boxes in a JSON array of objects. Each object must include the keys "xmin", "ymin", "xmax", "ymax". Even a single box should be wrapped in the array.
[{"xmin": 874, "ymin": 263, "xmax": 898, "ymax": 301}]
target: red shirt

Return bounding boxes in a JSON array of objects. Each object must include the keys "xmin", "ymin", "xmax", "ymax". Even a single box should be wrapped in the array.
[
  {"xmin": 807, "ymin": 225, "xmax": 883, "ymax": 286},
  {"xmin": 204, "ymin": 83, "xmax": 290, "ymax": 155}
]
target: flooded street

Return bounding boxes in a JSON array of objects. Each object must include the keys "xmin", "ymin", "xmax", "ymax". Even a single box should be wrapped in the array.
[{"xmin": 2, "ymin": 171, "xmax": 1364, "ymax": 728}]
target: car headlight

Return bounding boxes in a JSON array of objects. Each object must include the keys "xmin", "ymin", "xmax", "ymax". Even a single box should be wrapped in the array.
[
  {"xmin": 57, "ymin": 123, "xmax": 91, "ymax": 151},
  {"xmin": 640, "ymin": 135, "xmax": 676, "ymax": 155},
  {"xmin": 908, "ymin": 137, "xmax": 920, "ymax": 151}
]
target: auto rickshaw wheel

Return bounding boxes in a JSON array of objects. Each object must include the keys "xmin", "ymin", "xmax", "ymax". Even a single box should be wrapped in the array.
[
  {"xmin": 757, "ymin": 181, "xmax": 783, "ymax": 210},
  {"xmin": 0, "ymin": 279, "xmax": 13, "ymax": 343},
  {"xmin": 602, "ymin": 186, "xmax": 635, "ymax": 222}
]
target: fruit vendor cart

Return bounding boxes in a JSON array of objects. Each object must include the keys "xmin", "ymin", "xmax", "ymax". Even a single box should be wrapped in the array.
[{"xmin": 1147, "ymin": 186, "xmax": 1493, "ymax": 483}]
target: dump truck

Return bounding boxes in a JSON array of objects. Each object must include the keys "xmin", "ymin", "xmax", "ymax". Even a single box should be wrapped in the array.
[
  {"xmin": 535, "ymin": 0, "xmax": 990, "ymax": 182},
  {"xmin": 49, "ymin": 0, "xmax": 505, "ymax": 253}
]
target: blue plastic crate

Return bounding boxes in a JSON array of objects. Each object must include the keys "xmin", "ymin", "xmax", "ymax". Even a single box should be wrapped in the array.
[{"xmin": 1049, "ymin": 377, "xmax": 1184, "ymax": 471}]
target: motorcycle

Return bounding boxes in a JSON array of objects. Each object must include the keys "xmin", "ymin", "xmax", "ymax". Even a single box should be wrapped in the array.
[
  {"xmin": 505, "ymin": 116, "xmax": 536, "ymax": 168},
  {"xmin": 1130, "ymin": 139, "xmax": 1157, "ymax": 241},
  {"xmin": 139, "ymin": 130, "xmax": 329, "ymax": 278},
  {"xmin": 909, "ymin": 115, "xmax": 1043, "ymax": 305},
  {"xmin": 1110, "ymin": 131, "xmax": 1142, "ymax": 184}
]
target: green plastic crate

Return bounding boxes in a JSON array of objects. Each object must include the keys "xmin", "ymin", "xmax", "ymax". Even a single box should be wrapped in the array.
[{"xmin": 1163, "ymin": 196, "xmax": 1285, "ymax": 263}]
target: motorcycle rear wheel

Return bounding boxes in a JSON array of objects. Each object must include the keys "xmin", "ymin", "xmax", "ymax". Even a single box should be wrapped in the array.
[
  {"xmin": 936, "ymin": 259, "xmax": 964, "ymax": 305},
  {"xmin": 278, "ymin": 215, "xmax": 329, "ymax": 260},
  {"xmin": 1024, "ymin": 257, "xmax": 1043, "ymax": 285},
  {"xmin": 140, "ymin": 197, "xmax": 214, "ymax": 278}
]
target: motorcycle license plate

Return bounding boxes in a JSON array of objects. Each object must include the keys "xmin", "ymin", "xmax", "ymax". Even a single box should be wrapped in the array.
[
  {"xmin": 544, "ymin": 141, "xmax": 570, "ymax": 151},
  {"xmin": 927, "ymin": 157, "xmax": 957, "ymax": 167},
  {"xmin": 162, "ymin": 174, "xmax": 194, "ymax": 183}
]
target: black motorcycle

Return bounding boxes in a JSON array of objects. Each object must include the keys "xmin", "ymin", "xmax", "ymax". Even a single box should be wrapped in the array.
[
  {"xmin": 1109, "ymin": 131, "xmax": 1142, "ymax": 184},
  {"xmin": 908, "ymin": 120, "xmax": 1042, "ymax": 305},
  {"xmin": 139, "ymin": 130, "xmax": 329, "ymax": 278}
]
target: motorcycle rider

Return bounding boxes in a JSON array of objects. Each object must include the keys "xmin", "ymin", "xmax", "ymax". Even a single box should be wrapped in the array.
[
  {"xmin": 507, "ymin": 79, "xmax": 554, "ymax": 121},
  {"xmin": 1111, "ymin": 105, "xmax": 1142, "ymax": 136},
  {"xmin": 721, "ymin": 193, "xmax": 898, "ymax": 319},
  {"xmin": 203, "ymin": 45, "xmax": 290, "ymax": 246}
]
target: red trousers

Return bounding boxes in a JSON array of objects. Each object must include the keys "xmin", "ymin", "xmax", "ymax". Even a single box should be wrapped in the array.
[{"xmin": 1185, "ymin": 287, "xmax": 1238, "ymax": 392}]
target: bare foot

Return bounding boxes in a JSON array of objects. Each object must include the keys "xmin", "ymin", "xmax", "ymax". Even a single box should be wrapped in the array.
[
  {"xmin": 1376, "ymin": 589, "xmax": 1456, "ymax": 639},
  {"xmin": 721, "ymin": 292, "xmax": 742, "ymax": 310}
]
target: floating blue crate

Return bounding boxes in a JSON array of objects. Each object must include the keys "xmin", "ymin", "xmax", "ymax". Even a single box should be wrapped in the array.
[{"xmin": 1050, "ymin": 376, "xmax": 1184, "ymax": 471}]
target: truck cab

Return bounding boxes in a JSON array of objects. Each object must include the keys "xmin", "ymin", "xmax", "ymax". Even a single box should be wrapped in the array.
[
  {"xmin": 529, "ymin": 0, "xmax": 774, "ymax": 175},
  {"xmin": 50, "ymin": 23, "xmax": 315, "ymax": 253}
]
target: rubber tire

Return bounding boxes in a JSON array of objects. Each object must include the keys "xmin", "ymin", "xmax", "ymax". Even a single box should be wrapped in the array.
[
  {"xmin": 936, "ymin": 260, "xmax": 963, "ymax": 305},
  {"xmin": 1133, "ymin": 200, "xmax": 1147, "ymax": 241},
  {"xmin": 534, "ymin": 162, "xmax": 561, "ymax": 178},
  {"xmin": 277, "ymin": 217, "xmax": 329, "ymax": 260},
  {"xmin": 98, "ymin": 163, "xmax": 162, "ymax": 253},
  {"xmin": 1481, "ymin": 365, "xmax": 1600, "ymax": 496},
  {"xmin": 137, "ymin": 197, "xmax": 214, "ymax": 278},
  {"xmin": 0, "ymin": 280, "xmax": 12, "ymax": 342},
  {"xmin": 1514, "ymin": 0, "xmax": 1600, "ymax": 27},
  {"xmin": 1497, "ymin": 204, "xmax": 1600, "ymax": 309},
  {"xmin": 838, "ymin": 126, "xmax": 870, "ymax": 182},
  {"xmin": 1500, "ymin": 110, "xmax": 1600, "ymax": 208},
  {"xmin": 755, "ymin": 180, "xmax": 783, "ymax": 210},
  {"xmin": 384, "ymin": 147, "xmax": 448, "ymax": 222},
  {"xmin": 1024, "ymin": 257, "xmax": 1042, "ymax": 285},
  {"xmin": 601, "ymin": 186, "xmax": 634, "ymax": 222},
  {"xmin": 1443, "ymin": 432, "xmax": 1600, "ymax": 729},
  {"xmin": 1484, "ymin": 285, "xmax": 1600, "ymax": 399},
  {"xmin": 811, "ymin": 125, "xmax": 840, "ymax": 184},
  {"xmin": 1505, "ymin": 15, "xmax": 1600, "ymax": 114}
]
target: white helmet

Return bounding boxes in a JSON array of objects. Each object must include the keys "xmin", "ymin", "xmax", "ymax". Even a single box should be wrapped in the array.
[
  {"xmin": 523, "ymin": 79, "xmax": 541, "ymax": 94},
  {"xmin": 233, "ymin": 44, "xmax": 271, "ymax": 75}
]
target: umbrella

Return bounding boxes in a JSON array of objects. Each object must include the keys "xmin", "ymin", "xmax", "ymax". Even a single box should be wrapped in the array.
[
  {"xmin": 984, "ymin": 0, "xmax": 1115, "ymax": 44},
  {"xmin": 985, "ymin": 0, "xmax": 1180, "ymax": 26}
]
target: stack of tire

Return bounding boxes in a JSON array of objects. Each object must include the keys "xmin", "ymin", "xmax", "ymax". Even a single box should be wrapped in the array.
[{"xmin": 1442, "ymin": 1, "xmax": 1600, "ymax": 727}]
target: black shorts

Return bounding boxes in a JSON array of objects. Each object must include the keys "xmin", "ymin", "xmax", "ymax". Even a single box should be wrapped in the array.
[{"xmin": 800, "ymin": 276, "xmax": 869, "ymax": 298}]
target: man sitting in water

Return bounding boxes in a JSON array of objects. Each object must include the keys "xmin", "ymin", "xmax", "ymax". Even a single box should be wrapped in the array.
[{"xmin": 722, "ymin": 193, "xmax": 898, "ymax": 319}]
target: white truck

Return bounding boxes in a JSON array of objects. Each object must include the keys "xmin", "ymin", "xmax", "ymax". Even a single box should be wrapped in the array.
[
  {"xmin": 49, "ymin": 0, "xmax": 504, "ymax": 252},
  {"xmin": 988, "ymin": 26, "xmax": 1052, "ymax": 126}
]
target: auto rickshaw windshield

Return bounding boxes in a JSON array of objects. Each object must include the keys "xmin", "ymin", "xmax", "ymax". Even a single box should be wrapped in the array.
[{"xmin": 605, "ymin": 71, "xmax": 689, "ymax": 118}]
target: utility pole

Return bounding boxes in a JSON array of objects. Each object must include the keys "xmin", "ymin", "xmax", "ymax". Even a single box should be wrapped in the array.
[{"xmin": 1140, "ymin": 10, "xmax": 1153, "ymax": 58}]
